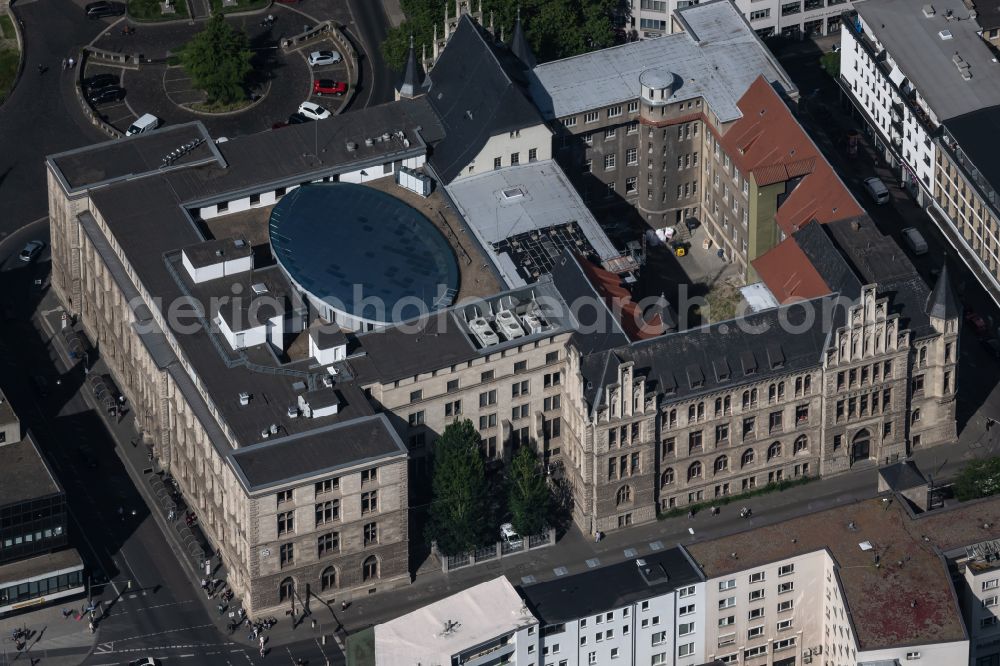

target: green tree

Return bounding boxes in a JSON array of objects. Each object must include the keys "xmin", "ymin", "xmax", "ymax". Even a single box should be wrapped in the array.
[
  {"xmin": 507, "ymin": 444, "xmax": 552, "ymax": 536},
  {"xmin": 382, "ymin": 0, "xmax": 617, "ymax": 71},
  {"xmin": 955, "ymin": 456, "xmax": 1000, "ymax": 501},
  {"xmin": 428, "ymin": 419, "xmax": 492, "ymax": 554},
  {"xmin": 179, "ymin": 13, "xmax": 252, "ymax": 105},
  {"xmin": 820, "ymin": 51, "xmax": 841, "ymax": 78}
]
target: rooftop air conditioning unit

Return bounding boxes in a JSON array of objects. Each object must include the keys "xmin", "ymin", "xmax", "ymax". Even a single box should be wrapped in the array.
[
  {"xmin": 495, "ymin": 310, "xmax": 525, "ymax": 341},
  {"xmin": 468, "ymin": 317, "xmax": 500, "ymax": 348},
  {"xmin": 287, "ymin": 406, "xmax": 299, "ymax": 418},
  {"xmin": 239, "ymin": 392, "xmax": 250, "ymax": 406},
  {"xmin": 522, "ymin": 313, "xmax": 544, "ymax": 335}
]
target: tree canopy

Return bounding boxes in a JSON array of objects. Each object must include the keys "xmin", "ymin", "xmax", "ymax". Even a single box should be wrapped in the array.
[
  {"xmin": 507, "ymin": 444, "xmax": 552, "ymax": 537},
  {"xmin": 955, "ymin": 456, "xmax": 1000, "ymax": 501},
  {"xmin": 427, "ymin": 419, "xmax": 493, "ymax": 555},
  {"xmin": 179, "ymin": 13, "xmax": 252, "ymax": 105},
  {"xmin": 383, "ymin": 0, "xmax": 619, "ymax": 72}
]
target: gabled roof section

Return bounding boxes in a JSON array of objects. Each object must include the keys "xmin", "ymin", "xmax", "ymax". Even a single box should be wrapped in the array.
[
  {"xmin": 424, "ymin": 15, "xmax": 547, "ymax": 184},
  {"xmin": 720, "ymin": 77, "xmax": 863, "ymax": 235},
  {"xmin": 751, "ymin": 237, "xmax": 831, "ymax": 303},
  {"xmin": 926, "ymin": 264, "xmax": 961, "ymax": 320},
  {"xmin": 510, "ymin": 15, "xmax": 536, "ymax": 69},
  {"xmin": 397, "ymin": 35, "xmax": 425, "ymax": 98}
]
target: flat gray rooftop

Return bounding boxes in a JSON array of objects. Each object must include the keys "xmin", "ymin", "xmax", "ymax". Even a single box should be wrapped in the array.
[
  {"xmin": 529, "ymin": 0, "xmax": 795, "ymax": 122},
  {"xmin": 0, "ymin": 548, "xmax": 82, "ymax": 581},
  {"xmin": 230, "ymin": 414, "xmax": 407, "ymax": 492},
  {"xmin": 0, "ymin": 435, "xmax": 61, "ymax": 506},
  {"xmin": 856, "ymin": 0, "xmax": 1000, "ymax": 121},
  {"xmin": 446, "ymin": 160, "xmax": 619, "ymax": 285}
]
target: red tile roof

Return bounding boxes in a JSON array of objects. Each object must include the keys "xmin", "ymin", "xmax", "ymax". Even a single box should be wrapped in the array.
[
  {"xmin": 719, "ymin": 77, "xmax": 863, "ymax": 235},
  {"xmin": 751, "ymin": 237, "xmax": 831, "ymax": 302},
  {"xmin": 575, "ymin": 255, "xmax": 663, "ymax": 340},
  {"xmin": 687, "ymin": 496, "xmax": 990, "ymax": 651}
]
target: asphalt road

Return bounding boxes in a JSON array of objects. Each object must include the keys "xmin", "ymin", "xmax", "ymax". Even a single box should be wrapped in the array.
[
  {"xmin": 0, "ymin": 0, "xmax": 108, "ymax": 237},
  {"xmin": 343, "ymin": 0, "xmax": 396, "ymax": 109}
]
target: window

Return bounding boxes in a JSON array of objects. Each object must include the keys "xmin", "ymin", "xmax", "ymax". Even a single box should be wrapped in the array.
[
  {"xmin": 678, "ymin": 643, "xmax": 695, "ymax": 657},
  {"xmin": 688, "ymin": 461, "xmax": 702, "ymax": 480},
  {"xmin": 718, "ymin": 632, "xmax": 736, "ymax": 647},
  {"xmin": 719, "ymin": 615, "xmax": 735, "ymax": 627},
  {"xmin": 315, "ymin": 478, "xmax": 338, "ymax": 495},
  {"xmin": 512, "ymin": 380, "xmax": 530, "ymax": 397},
  {"xmin": 719, "ymin": 579, "xmax": 736, "ymax": 591},
  {"xmin": 652, "ymin": 631, "xmax": 667, "ymax": 645},
  {"xmin": 363, "ymin": 522, "xmax": 378, "ymax": 546},
  {"xmin": 583, "ymin": 159, "xmax": 592, "ymax": 173},
  {"xmin": 408, "ymin": 410, "xmax": 425, "ymax": 426},
  {"xmin": 362, "ymin": 555, "xmax": 379, "ymax": 581},
  {"xmin": 776, "ymin": 618, "xmax": 793, "ymax": 631},
  {"xmin": 661, "ymin": 468, "xmax": 675, "ymax": 486},
  {"xmin": 628, "ymin": 101, "xmax": 639, "ymax": 113},
  {"xmin": 719, "ymin": 596, "xmax": 735, "ymax": 609},
  {"xmin": 984, "ymin": 596, "xmax": 999, "ymax": 608},
  {"xmin": 679, "ymin": 603, "xmax": 695, "ymax": 616},
  {"xmin": 747, "ymin": 626, "xmax": 764, "ymax": 639},
  {"xmin": 714, "ymin": 455, "xmax": 729, "ymax": 474},
  {"xmin": 774, "ymin": 637, "xmax": 796, "ymax": 651},
  {"xmin": 277, "ymin": 511, "xmax": 294, "ymax": 536},
  {"xmin": 777, "ymin": 599, "xmax": 793, "ymax": 612},
  {"xmin": 778, "ymin": 581, "xmax": 794, "ymax": 594},
  {"xmin": 317, "ymin": 531, "xmax": 338, "ymax": 557},
  {"xmin": 604, "ymin": 153, "xmax": 616, "ymax": 170},
  {"xmin": 544, "ymin": 372, "xmax": 561, "ymax": 388},
  {"xmin": 479, "ymin": 413, "xmax": 497, "ymax": 429},
  {"xmin": 564, "ymin": 116, "xmax": 577, "ymax": 127},
  {"xmin": 626, "ymin": 148, "xmax": 637, "ymax": 165},
  {"xmin": 748, "ymin": 607, "xmax": 764, "ymax": 620},
  {"xmin": 616, "ymin": 485, "xmax": 632, "ymax": 505},
  {"xmin": 320, "ymin": 566, "xmax": 337, "ymax": 591},
  {"xmin": 778, "ymin": 563, "xmax": 794, "ymax": 576},
  {"xmin": 767, "ymin": 441, "xmax": 781, "ymax": 460},
  {"xmin": 279, "ymin": 543, "xmax": 294, "ymax": 567},
  {"xmin": 315, "ymin": 500, "xmax": 338, "ymax": 525},
  {"xmin": 361, "ymin": 490, "xmax": 378, "ymax": 514},
  {"xmin": 742, "ymin": 449, "xmax": 755, "ymax": 467},
  {"xmin": 679, "ymin": 585, "xmax": 696, "ymax": 598},
  {"xmin": 744, "ymin": 646, "xmax": 767, "ymax": 659},
  {"xmin": 769, "ymin": 411, "xmax": 782, "ymax": 433},
  {"xmin": 509, "ymin": 152, "xmax": 519, "ymax": 166},
  {"xmin": 608, "ymin": 105, "xmax": 622, "ymax": 118},
  {"xmin": 604, "ymin": 127, "xmax": 616, "ymax": 140},
  {"xmin": 529, "ymin": 148, "xmax": 537, "ymax": 162},
  {"xmin": 276, "ymin": 489, "xmax": 292, "ymax": 506},
  {"xmin": 749, "ymin": 8, "xmax": 770, "ymax": 20},
  {"xmin": 749, "ymin": 571, "xmax": 765, "ymax": 583},
  {"xmin": 409, "ymin": 389, "xmax": 423, "ymax": 402},
  {"xmin": 585, "ymin": 111, "xmax": 599, "ymax": 123},
  {"xmin": 479, "ymin": 389, "xmax": 497, "ymax": 407},
  {"xmin": 678, "ymin": 622, "xmax": 695, "ymax": 636},
  {"xmin": 445, "ymin": 400, "xmax": 462, "ymax": 417},
  {"xmin": 588, "ymin": 652, "xmax": 597, "ymax": 665},
  {"xmin": 514, "ymin": 360, "xmax": 527, "ymax": 374},
  {"xmin": 493, "ymin": 157, "xmax": 502, "ymax": 170}
]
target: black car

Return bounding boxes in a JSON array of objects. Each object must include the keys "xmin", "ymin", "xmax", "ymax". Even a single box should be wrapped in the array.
[
  {"xmin": 85, "ymin": 1, "xmax": 125, "ymax": 18},
  {"xmin": 89, "ymin": 85, "xmax": 126, "ymax": 104},
  {"xmin": 287, "ymin": 112, "xmax": 311, "ymax": 125},
  {"xmin": 84, "ymin": 73, "xmax": 118, "ymax": 92}
]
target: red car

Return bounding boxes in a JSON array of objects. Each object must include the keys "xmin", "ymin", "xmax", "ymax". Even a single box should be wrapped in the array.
[
  {"xmin": 965, "ymin": 309, "xmax": 989, "ymax": 336},
  {"xmin": 313, "ymin": 79, "xmax": 347, "ymax": 96}
]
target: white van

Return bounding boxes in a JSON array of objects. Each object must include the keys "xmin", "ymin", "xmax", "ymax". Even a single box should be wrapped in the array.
[
  {"xmin": 126, "ymin": 113, "xmax": 160, "ymax": 137},
  {"xmin": 902, "ymin": 227, "xmax": 928, "ymax": 255},
  {"xmin": 863, "ymin": 177, "xmax": 891, "ymax": 205}
]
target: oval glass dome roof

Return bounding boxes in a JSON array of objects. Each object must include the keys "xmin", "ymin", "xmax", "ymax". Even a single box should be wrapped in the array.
[{"xmin": 269, "ymin": 183, "xmax": 459, "ymax": 325}]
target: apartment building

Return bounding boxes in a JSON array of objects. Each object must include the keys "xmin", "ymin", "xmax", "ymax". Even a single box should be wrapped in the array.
[
  {"xmin": 839, "ymin": 0, "xmax": 1000, "ymax": 306},
  {"xmin": 521, "ymin": 547, "xmax": 706, "ymax": 666},
  {"xmin": 625, "ymin": 0, "xmax": 851, "ymax": 40},
  {"xmin": 687, "ymin": 496, "xmax": 984, "ymax": 665}
]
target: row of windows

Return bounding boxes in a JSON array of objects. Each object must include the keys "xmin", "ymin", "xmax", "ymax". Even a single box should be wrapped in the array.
[
  {"xmin": 274, "ymin": 471, "xmax": 374, "ymax": 507},
  {"xmin": 277, "ymin": 522, "xmax": 379, "ymax": 568}
]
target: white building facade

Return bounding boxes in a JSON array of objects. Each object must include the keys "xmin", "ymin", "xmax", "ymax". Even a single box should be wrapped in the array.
[{"xmin": 626, "ymin": 0, "xmax": 851, "ymax": 40}]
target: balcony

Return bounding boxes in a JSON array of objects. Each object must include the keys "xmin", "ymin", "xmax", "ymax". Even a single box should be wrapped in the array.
[{"xmin": 939, "ymin": 132, "xmax": 1000, "ymax": 216}]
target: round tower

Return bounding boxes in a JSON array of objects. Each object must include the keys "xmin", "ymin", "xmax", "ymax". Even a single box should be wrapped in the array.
[{"xmin": 637, "ymin": 68, "xmax": 677, "ymax": 227}]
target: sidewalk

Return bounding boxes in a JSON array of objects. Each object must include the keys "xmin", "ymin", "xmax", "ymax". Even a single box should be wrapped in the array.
[{"xmin": 0, "ymin": 603, "xmax": 95, "ymax": 666}]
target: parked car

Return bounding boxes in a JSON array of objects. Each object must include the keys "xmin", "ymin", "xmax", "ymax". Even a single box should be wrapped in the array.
[
  {"xmin": 287, "ymin": 112, "xmax": 311, "ymax": 125},
  {"xmin": 83, "ymin": 73, "xmax": 119, "ymax": 92},
  {"xmin": 18, "ymin": 240, "xmax": 44, "ymax": 263},
  {"xmin": 89, "ymin": 86, "xmax": 126, "ymax": 105},
  {"xmin": 863, "ymin": 176, "xmax": 891, "ymax": 205},
  {"xmin": 298, "ymin": 101, "xmax": 331, "ymax": 120},
  {"xmin": 966, "ymin": 309, "xmax": 989, "ymax": 336},
  {"xmin": 500, "ymin": 523, "xmax": 523, "ymax": 547},
  {"xmin": 85, "ymin": 1, "xmax": 125, "ymax": 18},
  {"xmin": 125, "ymin": 113, "xmax": 160, "ymax": 137},
  {"xmin": 308, "ymin": 50, "xmax": 342, "ymax": 66},
  {"xmin": 901, "ymin": 227, "xmax": 928, "ymax": 255},
  {"xmin": 313, "ymin": 79, "xmax": 347, "ymax": 96}
]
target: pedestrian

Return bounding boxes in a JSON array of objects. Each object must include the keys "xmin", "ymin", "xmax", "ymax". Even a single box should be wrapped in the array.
[
  {"xmin": 68, "ymin": 57, "xmax": 75, "ymax": 69},
  {"xmin": 118, "ymin": 506, "xmax": 124, "ymax": 521},
  {"xmin": 88, "ymin": 620, "xmax": 95, "ymax": 634},
  {"xmin": 61, "ymin": 58, "xmax": 67, "ymax": 71},
  {"xmin": 341, "ymin": 600, "xmax": 347, "ymax": 612},
  {"xmin": 259, "ymin": 646, "xmax": 265, "ymax": 658},
  {"xmin": 168, "ymin": 508, "xmax": 175, "ymax": 521}
]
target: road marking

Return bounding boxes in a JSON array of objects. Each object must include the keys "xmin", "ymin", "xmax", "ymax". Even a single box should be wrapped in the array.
[
  {"xmin": 95, "ymin": 642, "xmax": 115, "ymax": 653},
  {"xmin": 115, "ymin": 622, "xmax": 216, "ymax": 643}
]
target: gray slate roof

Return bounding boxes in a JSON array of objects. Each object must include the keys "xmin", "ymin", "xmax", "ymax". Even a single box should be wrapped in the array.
[
  {"xmin": 0, "ymin": 435, "xmax": 61, "ymax": 507},
  {"xmin": 926, "ymin": 264, "xmax": 961, "ymax": 321},
  {"xmin": 944, "ymin": 107, "xmax": 1000, "ymax": 198},
  {"xmin": 510, "ymin": 18, "xmax": 536, "ymax": 69},
  {"xmin": 398, "ymin": 36, "xmax": 425, "ymax": 97},
  {"xmin": 855, "ymin": 0, "xmax": 1000, "ymax": 121},
  {"xmin": 424, "ymin": 15, "xmax": 547, "ymax": 184},
  {"xmin": 521, "ymin": 547, "xmax": 702, "ymax": 624},
  {"xmin": 529, "ymin": 0, "xmax": 795, "ymax": 122}
]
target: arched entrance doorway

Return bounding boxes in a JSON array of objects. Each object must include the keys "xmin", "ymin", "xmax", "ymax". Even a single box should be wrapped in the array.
[{"xmin": 852, "ymin": 429, "xmax": 871, "ymax": 464}]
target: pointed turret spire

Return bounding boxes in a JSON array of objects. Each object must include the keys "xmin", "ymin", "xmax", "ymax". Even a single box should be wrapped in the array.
[
  {"xmin": 926, "ymin": 264, "xmax": 961, "ymax": 321},
  {"xmin": 510, "ymin": 5, "xmax": 536, "ymax": 69},
  {"xmin": 396, "ymin": 35, "xmax": 425, "ymax": 99}
]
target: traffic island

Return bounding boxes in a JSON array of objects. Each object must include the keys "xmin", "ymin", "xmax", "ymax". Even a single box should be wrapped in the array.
[{"xmin": 0, "ymin": 9, "xmax": 22, "ymax": 105}]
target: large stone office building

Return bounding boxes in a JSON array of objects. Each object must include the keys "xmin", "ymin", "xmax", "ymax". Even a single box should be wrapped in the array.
[{"xmin": 45, "ymin": 1, "xmax": 958, "ymax": 613}]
